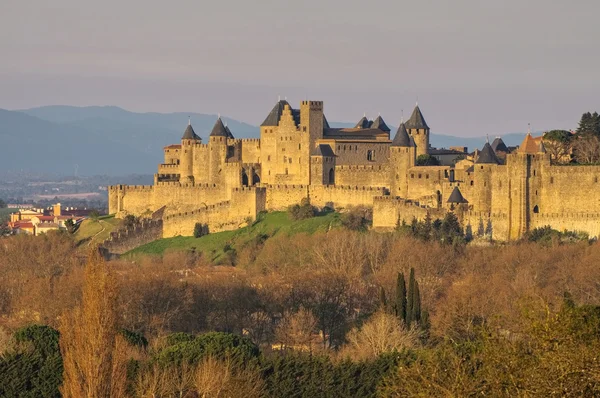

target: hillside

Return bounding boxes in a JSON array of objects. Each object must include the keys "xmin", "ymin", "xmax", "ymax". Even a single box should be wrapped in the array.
[
  {"xmin": 0, "ymin": 105, "xmax": 533, "ymax": 176},
  {"xmin": 73, "ymin": 215, "xmax": 122, "ymax": 249},
  {"xmin": 126, "ymin": 210, "xmax": 341, "ymax": 261}
]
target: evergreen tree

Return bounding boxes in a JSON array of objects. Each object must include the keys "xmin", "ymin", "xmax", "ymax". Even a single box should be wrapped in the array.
[
  {"xmin": 379, "ymin": 286, "xmax": 387, "ymax": 310},
  {"xmin": 395, "ymin": 273, "xmax": 407, "ymax": 325},
  {"xmin": 406, "ymin": 268, "xmax": 415, "ymax": 326},
  {"xmin": 577, "ymin": 111, "xmax": 600, "ymax": 135},
  {"xmin": 421, "ymin": 212, "xmax": 432, "ymax": 241},
  {"xmin": 411, "ymin": 280, "xmax": 421, "ymax": 325}
]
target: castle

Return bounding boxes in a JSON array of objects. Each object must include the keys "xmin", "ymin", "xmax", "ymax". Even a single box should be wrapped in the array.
[{"xmin": 109, "ymin": 100, "xmax": 600, "ymax": 241}]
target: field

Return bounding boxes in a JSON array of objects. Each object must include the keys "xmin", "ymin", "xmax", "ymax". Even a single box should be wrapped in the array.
[
  {"xmin": 126, "ymin": 210, "xmax": 341, "ymax": 260},
  {"xmin": 74, "ymin": 215, "xmax": 122, "ymax": 248},
  {"xmin": 0, "ymin": 208, "xmax": 17, "ymax": 222}
]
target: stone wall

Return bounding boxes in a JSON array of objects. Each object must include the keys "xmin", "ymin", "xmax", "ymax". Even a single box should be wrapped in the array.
[
  {"xmin": 100, "ymin": 219, "xmax": 163, "ymax": 255},
  {"xmin": 335, "ymin": 164, "xmax": 391, "ymax": 187}
]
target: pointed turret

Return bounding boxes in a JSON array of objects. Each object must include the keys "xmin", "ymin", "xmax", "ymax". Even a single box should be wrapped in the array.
[
  {"xmin": 182, "ymin": 122, "xmax": 200, "ymax": 140},
  {"xmin": 224, "ymin": 124, "xmax": 235, "ymax": 139},
  {"xmin": 447, "ymin": 186, "xmax": 468, "ymax": 204},
  {"xmin": 519, "ymin": 133, "xmax": 541, "ymax": 154},
  {"xmin": 354, "ymin": 116, "xmax": 372, "ymax": 129},
  {"xmin": 210, "ymin": 117, "xmax": 229, "ymax": 137},
  {"xmin": 405, "ymin": 105, "xmax": 429, "ymax": 130},
  {"xmin": 391, "ymin": 123, "xmax": 412, "ymax": 147},
  {"xmin": 371, "ymin": 115, "xmax": 391, "ymax": 132},
  {"xmin": 475, "ymin": 142, "xmax": 500, "ymax": 164},
  {"xmin": 491, "ymin": 137, "xmax": 509, "ymax": 153}
]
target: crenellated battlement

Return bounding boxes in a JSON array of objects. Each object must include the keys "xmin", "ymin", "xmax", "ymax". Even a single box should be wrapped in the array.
[{"xmin": 164, "ymin": 200, "xmax": 232, "ymax": 221}]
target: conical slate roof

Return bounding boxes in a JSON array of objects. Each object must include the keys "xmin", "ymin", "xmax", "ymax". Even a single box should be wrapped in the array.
[
  {"xmin": 447, "ymin": 186, "xmax": 468, "ymax": 204},
  {"xmin": 391, "ymin": 123, "xmax": 412, "ymax": 147},
  {"xmin": 491, "ymin": 137, "xmax": 509, "ymax": 153},
  {"xmin": 405, "ymin": 105, "xmax": 429, "ymax": 130},
  {"xmin": 371, "ymin": 115, "xmax": 391, "ymax": 132},
  {"xmin": 323, "ymin": 114, "xmax": 330, "ymax": 129},
  {"xmin": 261, "ymin": 100, "xmax": 292, "ymax": 127},
  {"xmin": 210, "ymin": 117, "xmax": 229, "ymax": 137},
  {"xmin": 475, "ymin": 142, "xmax": 500, "ymax": 164},
  {"xmin": 224, "ymin": 125, "xmax": 234, "ymax": 139},
  {"xmin": 354, "ymin": 116, "xmax": 372, "ymax": 129},
  {"xmin": 182, "ymin": 123, "xmax": 200, "ymax": 140}
]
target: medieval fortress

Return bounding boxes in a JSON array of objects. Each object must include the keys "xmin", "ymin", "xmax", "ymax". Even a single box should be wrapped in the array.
[{"xmin": 109, "ymin": 100, "xmax": 600, "ymax": 241}]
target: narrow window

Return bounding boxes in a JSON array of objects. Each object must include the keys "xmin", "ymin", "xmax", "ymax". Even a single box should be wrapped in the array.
[
  {"xmin": 426, "ymin": 174, "xmax": 429, "ymax": 179},
  {"xmin": 367, "ymin": 150, "xmax": 374, "ymax": 161},
  {"xmin": 550, "ymin": 177, "xmax": 554, "ymax": 184},
  {"xmin": 470, "ymin": 180, "xmax": 474, "ymax": 186},
  {"xmin": 418, "ymin": 174, "xmax": 422, "ymax": 179}
]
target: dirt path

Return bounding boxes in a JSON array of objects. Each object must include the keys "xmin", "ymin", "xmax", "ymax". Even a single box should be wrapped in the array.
[{"xmin": 88, "ymin": 220, "xmax": 108, "ymax": 247}]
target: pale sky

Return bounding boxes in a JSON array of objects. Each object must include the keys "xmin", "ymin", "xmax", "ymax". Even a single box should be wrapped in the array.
[{"xmin": 1, "ymin": 0, "xmax": 599, "ymax": 135}]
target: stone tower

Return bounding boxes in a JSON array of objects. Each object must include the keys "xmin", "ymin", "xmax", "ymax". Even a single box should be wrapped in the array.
[
  {"xmin": 310, "ymin": 144, "xmax": 336, "ymax": 185},
  {"xmin": 208, "ymin": 117, "xmax": 229, "ymax": 185},
  {"xmin": 405, "ymin": 105, "xmax": 430, "ymax": 157},
  {"xmin": 389, "ymin": 122, "xmax": 416, "ymax": 198},
  {"xmin": 180, "ymin": 121, "xmax": 201, "ymax": 184},
  {"xmin": 300, "ymin": 100, "xmax": 324, "ymax": 144}
]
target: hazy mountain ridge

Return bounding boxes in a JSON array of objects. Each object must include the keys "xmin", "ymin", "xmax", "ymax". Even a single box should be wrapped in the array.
[{"xmin": 0, "ymin": 106, "xmax": 530, "ymax": 176}]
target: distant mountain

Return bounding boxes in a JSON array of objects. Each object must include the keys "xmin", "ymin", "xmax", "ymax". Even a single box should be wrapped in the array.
[{"xmin": 0, "ymin": 105, "xmax": 531, "ymax": 176}]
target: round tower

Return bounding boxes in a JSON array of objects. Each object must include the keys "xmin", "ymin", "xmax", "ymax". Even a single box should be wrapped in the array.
[
  {"xmin": 208, "ymin": 117, "xmax": 229, "ymax": 184},
  {"xmin": 405, "ymin": 104, "xmax": 430, "ymax": 157},
  {"xmin": 390, "ymin": 122, "xmax": 416, "ymax": 198},
  {"xmin": 180, "ymin": 121, "xmax": 200, "ymax": 184}
]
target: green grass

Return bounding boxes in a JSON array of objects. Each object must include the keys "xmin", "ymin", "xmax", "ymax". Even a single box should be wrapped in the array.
[
  {"xmin": 126, "ymin": 211, "xmax": 341, "ymax": 260},
  {"xmin": 74, "ymin": 215, "xmax": 121, "ymax": 247},
  {"xmin": 0, "ymin": 208, "xmax": 17, "ymax": 223}
]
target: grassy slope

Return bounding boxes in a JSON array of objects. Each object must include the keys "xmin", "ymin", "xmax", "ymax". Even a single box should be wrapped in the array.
[
  {"xmin": 0, "ymin": 208, "xmax": 17, "ymax": 222},
  {"xmin": 74, "ymin": 215, "xmax": 121, "ymax": 248},
  {"xmin": 126, "ymin": 211, "xmax": 341, "ymax": 260}
]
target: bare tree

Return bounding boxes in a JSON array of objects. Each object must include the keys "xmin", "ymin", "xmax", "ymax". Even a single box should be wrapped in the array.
[
  {"xmin": 275, "ymin": 307, "xmax": 318, "ymax": 351},
  {"xmin": 59, "ymin": 249, "xmax": 125, "ymax": 398},
  {"xmin": 573, "ymin": 134, "xmax": 600, "ymax": 164},
  {"xmin": 343, "ymin": 310, "xmax": 419, "ymax": 360},
  {"xmin": 195, "ymin": 355, "xmax": 264, "ymax": 398}
]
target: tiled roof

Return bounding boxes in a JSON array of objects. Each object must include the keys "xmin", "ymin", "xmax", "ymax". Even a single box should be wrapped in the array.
[{"xmin": 519, "ymin": 134, "xmax": 541, "ymax": 154}]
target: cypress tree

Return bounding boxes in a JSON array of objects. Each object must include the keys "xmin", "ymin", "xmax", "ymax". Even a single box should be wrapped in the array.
[
  {"xmin": 379, "ymin": 286, "xmax": 387, "ymax": 311},
  {"xmin": 395, "ymin": 273, "xmax": 407, "ymax": 324},
  {"xmin": 406, "ymin": 268, "xmax": 415, "ymax": 326},
  {"xmin": 412, "ymin": 279, "xmax": 421, "ymax": 325}
]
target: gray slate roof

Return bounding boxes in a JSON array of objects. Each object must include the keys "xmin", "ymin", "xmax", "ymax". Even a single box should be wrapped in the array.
[
  {"xmin": 475, "ymin": 142, "xmax": 500, "ymax": 164},
  {"xmin": 210, "ymin": 118, "xmax": 229, "ymax": 137},
  {"xmin": 391, "ymin": 123, "xmax": 412, "ymax": 147},
  {"xmin": 323, "ymin": 114, "xmax": 330, "ymax": 129},
  {"xmin": 224, "ymin": 125, "xmax": 234, "ymax": 139},
  {"xmin": 311, "ymin": 144, "xmax": 336, "ymax": 157},
  {"xmin": 447, "ymin": 186, "xmax": 468, "ymax": 203},
  {"xmin": 491, "ymin": 137, "xmax": 509, "ymax": 153},
  {"xmin": 371, "ymin": 115, "xmax": 391, "ymax": 132},
  {"xmin": 405, "ymin": 105, "xmax": 429, "ymax": 130},
  {"xmin": 355, "ymin": 116, "xmax": 372, "ymax": 129},
  {"xmin": 261, "ymin": 100, "xmax": 294, "ymax": 127},
  {"xmin": 182, "ymin": 123, "xmax": 201, "ymax": 140}
]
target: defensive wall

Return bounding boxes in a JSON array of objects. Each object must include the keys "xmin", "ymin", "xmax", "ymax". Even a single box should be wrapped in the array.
[
  {"xmin": 100, "ymin": 219, "xmax": 163, "ymax": 255},
  {"xmin": 335, "ymin": 164, "xmax": 391, "ymax": 187}
]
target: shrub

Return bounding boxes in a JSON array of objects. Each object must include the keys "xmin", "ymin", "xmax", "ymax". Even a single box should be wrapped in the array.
[
  {"xmin": 194, "ymin": 223, "xmax": 207, "ymax": 238},
  {"xmin": 288, "ymin": 198, "xmax": 316, "ymax": 221},
  {"xmin": 341, "ymin": 206, "xmax": 372, "ymax": 231}
]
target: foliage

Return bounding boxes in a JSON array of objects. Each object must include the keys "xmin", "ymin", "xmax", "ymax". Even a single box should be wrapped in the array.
[
  {"xmin": 340, "ymin": 206, "xmax": 372, "ymax": 231},
  {"xmin": 0, "ymin": 198, "xmax": 6, "ymax": 208},
  {"xmin": 88, "ymin": 209, "xmax": 100, "ymax": 221},
  {"xmin": 525, "ymin": 225, "xmax": 589, "ymax": 245},
  {"xmin": 287, "ymin": 198, "xmax": 316, "ymax": 221},
  {"xmin": 0, "ymin": 325, "xmax": 63, "ymax": 398},
  {"xmin": 543, "ymin": 129, "xmax": 573, "ymax": 164},
  {"xmin": 416, "ymin": 154, "xmax": 440, "ymax": 166},
  {"xmin": 576, "ymin": 111, "xmax": 600, "ymax": 135},
  {"xmin": 262, "ymin": 351, "xmax": 403, "ymax": 398},
  {"xmin": 153, "ymin": 331, "xmax": 260, "ymax": 367},
  {"xmin": 398, "ymin": 212, "xmax": 466, "ymax": 245},
  {"xmin": 193, "ymin": 222, "xmax": 207, "ymax": 238},
  {"xmin": 65, "ymin": 218, "xmax": 76, "ymax": 234}
]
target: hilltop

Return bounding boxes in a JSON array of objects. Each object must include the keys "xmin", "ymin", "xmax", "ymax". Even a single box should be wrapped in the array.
[{"xmin": 0, "ymin": 105, "xmax": 530, "ymax": 176}]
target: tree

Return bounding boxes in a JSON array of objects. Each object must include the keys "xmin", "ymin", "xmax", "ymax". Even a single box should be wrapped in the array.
[
  {"xmin": 573, "ymin": 133, "xmax": 600, "ymax": 164},
  {"xmin": 59, "ymin": 249, "xmax": 127, "ymax": 398},
  {"xmin": 0, "ymin": 199, "xmax": 6, "ymax": 208},
  {"xmin": 65, "ymin": 218, "xmax": 76, "ymax": 234},
  {"xmin": 343, "ymin": 310, "xmax": 418, "ymax": 360},
  {"xmin": 288, "ymin": 198, "xmax": 316, "ymax": 221},
  {"xmin": 194, "ymin": 222, "xmax": 207, "ymax": 238},
  {"xmin": 416, "ymin": 154, "xmax": 440, "ymax": 166},
  {"xmin": 394, "ymin": 273, "xmax": 407, "ymax": 325},
  {"xmin": 543, "ymin": 130, "xmax": 572, "ymax": 164},
  {"xmin": 577, "ymin": 111, "xmax": 600, "ymax": 135}
]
